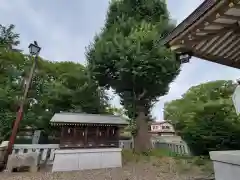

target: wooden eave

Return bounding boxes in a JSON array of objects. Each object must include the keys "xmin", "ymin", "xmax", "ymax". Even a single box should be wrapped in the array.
[
  {"xmin": 163, "ymin": 0, "xmax": 240, "ymax": 69},
  {"xmin": 50, "ymin": 122, "xmax": 127, "ymax": 127}
]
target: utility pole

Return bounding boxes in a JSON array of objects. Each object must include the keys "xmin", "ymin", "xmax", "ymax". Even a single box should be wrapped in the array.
[{"xmin": 7, "ymin": 41, "xmax": 41, "ymax": 154}]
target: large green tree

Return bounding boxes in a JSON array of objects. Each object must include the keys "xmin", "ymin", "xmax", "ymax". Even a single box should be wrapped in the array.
[
  {"xmin": 87, "ymin": 0, "xmax": 180, "ymax": 151},
  {"xmin": 164, "ymin": 80, "xmax": 240, "ymax": 155}
]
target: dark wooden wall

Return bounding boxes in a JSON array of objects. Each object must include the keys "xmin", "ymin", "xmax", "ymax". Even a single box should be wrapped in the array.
[{"xmin": 60, "ymin": 125, "xmax": 120, "ymax": 149}]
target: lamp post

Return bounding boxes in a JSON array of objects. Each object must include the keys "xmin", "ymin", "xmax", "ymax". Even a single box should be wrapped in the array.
[{"xmin": 7, "ymin": 41, "xmax": 41, "ymax": 154}]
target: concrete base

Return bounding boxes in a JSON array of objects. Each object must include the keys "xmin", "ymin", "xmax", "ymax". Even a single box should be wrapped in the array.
[
  {"xmin": 210, "ymin": 150, "xmax": 240, "ymax": 180},
  {"xmin": 52, "ymin": 148, "xmax": 122, "ymax": 172}
]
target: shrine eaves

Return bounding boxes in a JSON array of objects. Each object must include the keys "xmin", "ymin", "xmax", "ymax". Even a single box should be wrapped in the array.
[{"xmin": 163, "ymin": 0, "xmax": 240, "ymax": 69}]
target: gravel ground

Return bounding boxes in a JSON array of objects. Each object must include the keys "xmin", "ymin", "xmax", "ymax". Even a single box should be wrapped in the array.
[{"xmin": 0, "ymin": 158, "xmax": 211, "ymax": 180}]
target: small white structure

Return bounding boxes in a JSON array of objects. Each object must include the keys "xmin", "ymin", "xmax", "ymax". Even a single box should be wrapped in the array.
[
  {"xmin": 52, "ymin": 148, "xmax": 122, "ymax": 172},
  {"xmin": 210, "ymin": 151, "xmax": 240, "ymax": 180}
]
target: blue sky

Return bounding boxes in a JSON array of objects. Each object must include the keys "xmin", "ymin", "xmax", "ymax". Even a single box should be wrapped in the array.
[{"xmin": 1, "ymin": 0, "xmax": 240, "ymax": 120}]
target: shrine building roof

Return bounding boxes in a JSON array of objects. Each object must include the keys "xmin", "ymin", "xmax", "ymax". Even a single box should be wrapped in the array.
[
  {"xmin": 163, "ymin": 0, "xmax": 240, "ymax": 69},
  {"xmin": 50, "ymin": 113, "xmax": 128, "ymax": 126}
]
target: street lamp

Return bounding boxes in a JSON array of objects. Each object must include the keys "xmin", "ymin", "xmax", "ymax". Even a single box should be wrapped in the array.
[
  {"xmin": 7, "ymin": 41, "xmax": 41, "ymax": 154},
  {"xmin": 28, "ymin": 41, "xmax": 41, "ymax": 56}
]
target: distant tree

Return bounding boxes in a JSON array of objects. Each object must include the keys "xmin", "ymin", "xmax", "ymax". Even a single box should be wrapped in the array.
[
  {"xmin": 87, "ymin": 0, "xmax": 180, "ymax": 152},
  {"xmin": 164, "ymin": 80, "xmax": 240, "ymax": 155},
  {"xmin": 0, "ymin": 24, "xmax": 20, "ymax": 51}
]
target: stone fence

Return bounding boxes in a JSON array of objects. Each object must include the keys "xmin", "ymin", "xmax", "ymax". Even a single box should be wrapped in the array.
[
  {"xmin": 13, "ymin": 144, "xmax": 59, "ymax": 165},
  {"xmin": 12, "ymin": 140, "xmax": 189, "ymax": 165},
  {"xmin": 119, "ymin": 140, "xmax": 190, "ymax": 155},
  {"xmin": 152, "ymin": 141, "xmax": 190, "ymax": 155}
]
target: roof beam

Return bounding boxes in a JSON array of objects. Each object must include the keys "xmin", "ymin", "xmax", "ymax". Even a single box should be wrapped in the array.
[
  {"xmin": 193, "ymin": 51, "xmax": 240, "ymax": 69},
  {"xmin": 220, "ymin": 14, "xmax": 240, "ymax": 21},
  {"xmin": 231, "ymin": 3, "xmax": 240, "ymax": 9},
  {"xmin": 184, "ymin": 22, "xmax": 239, "ymax": 43}
]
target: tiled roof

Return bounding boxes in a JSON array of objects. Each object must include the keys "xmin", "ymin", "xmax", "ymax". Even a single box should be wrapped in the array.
[
  {"xmin": 150, "ymin": 121, "xmax": 172, "ymax": 125},
  {"xmin": 50, "ymin": 113, "xmax": 128, "ymax": 125}
]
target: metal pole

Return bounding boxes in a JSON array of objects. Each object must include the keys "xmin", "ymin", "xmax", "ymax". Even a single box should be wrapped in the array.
[{"xmin": 7, "ymin": 55, "xmax": 38, "ymax": 154}]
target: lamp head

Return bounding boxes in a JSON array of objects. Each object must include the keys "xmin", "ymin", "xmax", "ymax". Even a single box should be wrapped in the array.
[{"xmin": 28, "ymin": 41, "xmax": 41, "ymax": 56}]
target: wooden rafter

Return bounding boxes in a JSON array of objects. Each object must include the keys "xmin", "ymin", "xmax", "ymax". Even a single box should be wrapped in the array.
[
  {"xmin": 224, "ymin": 42, "xmax": 240, "ymax": 58},
  {"xmin": 168, "ymin": 0, "xmax": 230, "ymax": 45},
  {"xmin": 231, "ymin": 3, "xmax": 240, "ymax": 9},
  {"xmin": 210, "ymin": 21, "xmax": 236, "ymax": 27},
  {"xmin": 220, "ymin": 14, "xmax": 240, "ymax": 21},
  {"xmin": 183, "ymin": 22, "xmax": 239, "ymax": 44}
]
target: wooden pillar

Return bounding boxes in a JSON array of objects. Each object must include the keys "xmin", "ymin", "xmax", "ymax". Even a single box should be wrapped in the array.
[
  {"xmin": 61, "ymin": 127, "xmax": 64, "ymax": 137},
  {"xmin": 116, "ymin": 127, "xmax": 120, "ymax": 140},
  {"xmin": 116, "ymin": 127, "xmax": 121, "ymax": 148},
  {"xmin": 84, "ymin": 126, "xmax": 88, "ymax": 146},
  {"xmin": 73, "ymin": 126, "xmax": 77, "ymax": 146},
  {"xmin": 60, "ymin": 127, "xmax": 64, "ymax": 146},
  {"xmin": 96, "ymin": 126, "xmax": 99, "ymax": 146},
  {"xmin": 107, "ymin": 126, "xmax": 110, "ymax": 138},
  {"xmin": 106, "ymin": 126, "xmax": 110, "ymax": 145}
]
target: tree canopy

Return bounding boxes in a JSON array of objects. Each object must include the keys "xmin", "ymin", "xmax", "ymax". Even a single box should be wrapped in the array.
[
  {"xmin": 0, "ymin": 24, "xmax": 110, "ymax": 141},
  {"xmin": 87, "ymin": 0, "xmax": 180, "ymax": 151},
  {"xmin": 164, "ymin": 80, "xmax": 240, "ymax": 155}
]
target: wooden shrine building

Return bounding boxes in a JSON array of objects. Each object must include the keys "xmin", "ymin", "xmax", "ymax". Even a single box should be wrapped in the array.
[
  {"xmin": 163, "ymin": 0, "xmax": 240, "ymax": 69},
  {"xmin": 50, "ymin": 113, "xmax": 128, "ymax": 149}
]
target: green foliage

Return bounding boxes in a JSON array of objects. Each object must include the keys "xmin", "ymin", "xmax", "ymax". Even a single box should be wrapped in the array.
[
  {"xmin": 0, "ymin": 24, "xmax": 110, "ymax": 141},
  {"xmin": 86, "ymin": 0, "xmax": 180, "ymax": 151},
  {"xmin": 87, "ymin": 0, "xmax": 179, "ymax": 111},
  {"xmin": 164, "ymin": 80, "xmax": 240, "ymax": 155},
  {"xmin": 0, "ymin": 24, "xmax": 20, "ymax": 51}
]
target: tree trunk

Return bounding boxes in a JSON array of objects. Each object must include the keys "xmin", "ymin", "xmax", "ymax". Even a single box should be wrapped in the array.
[{"xmin": 133, "ymin": 105, "xmax": 151, "ymax": 153}]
